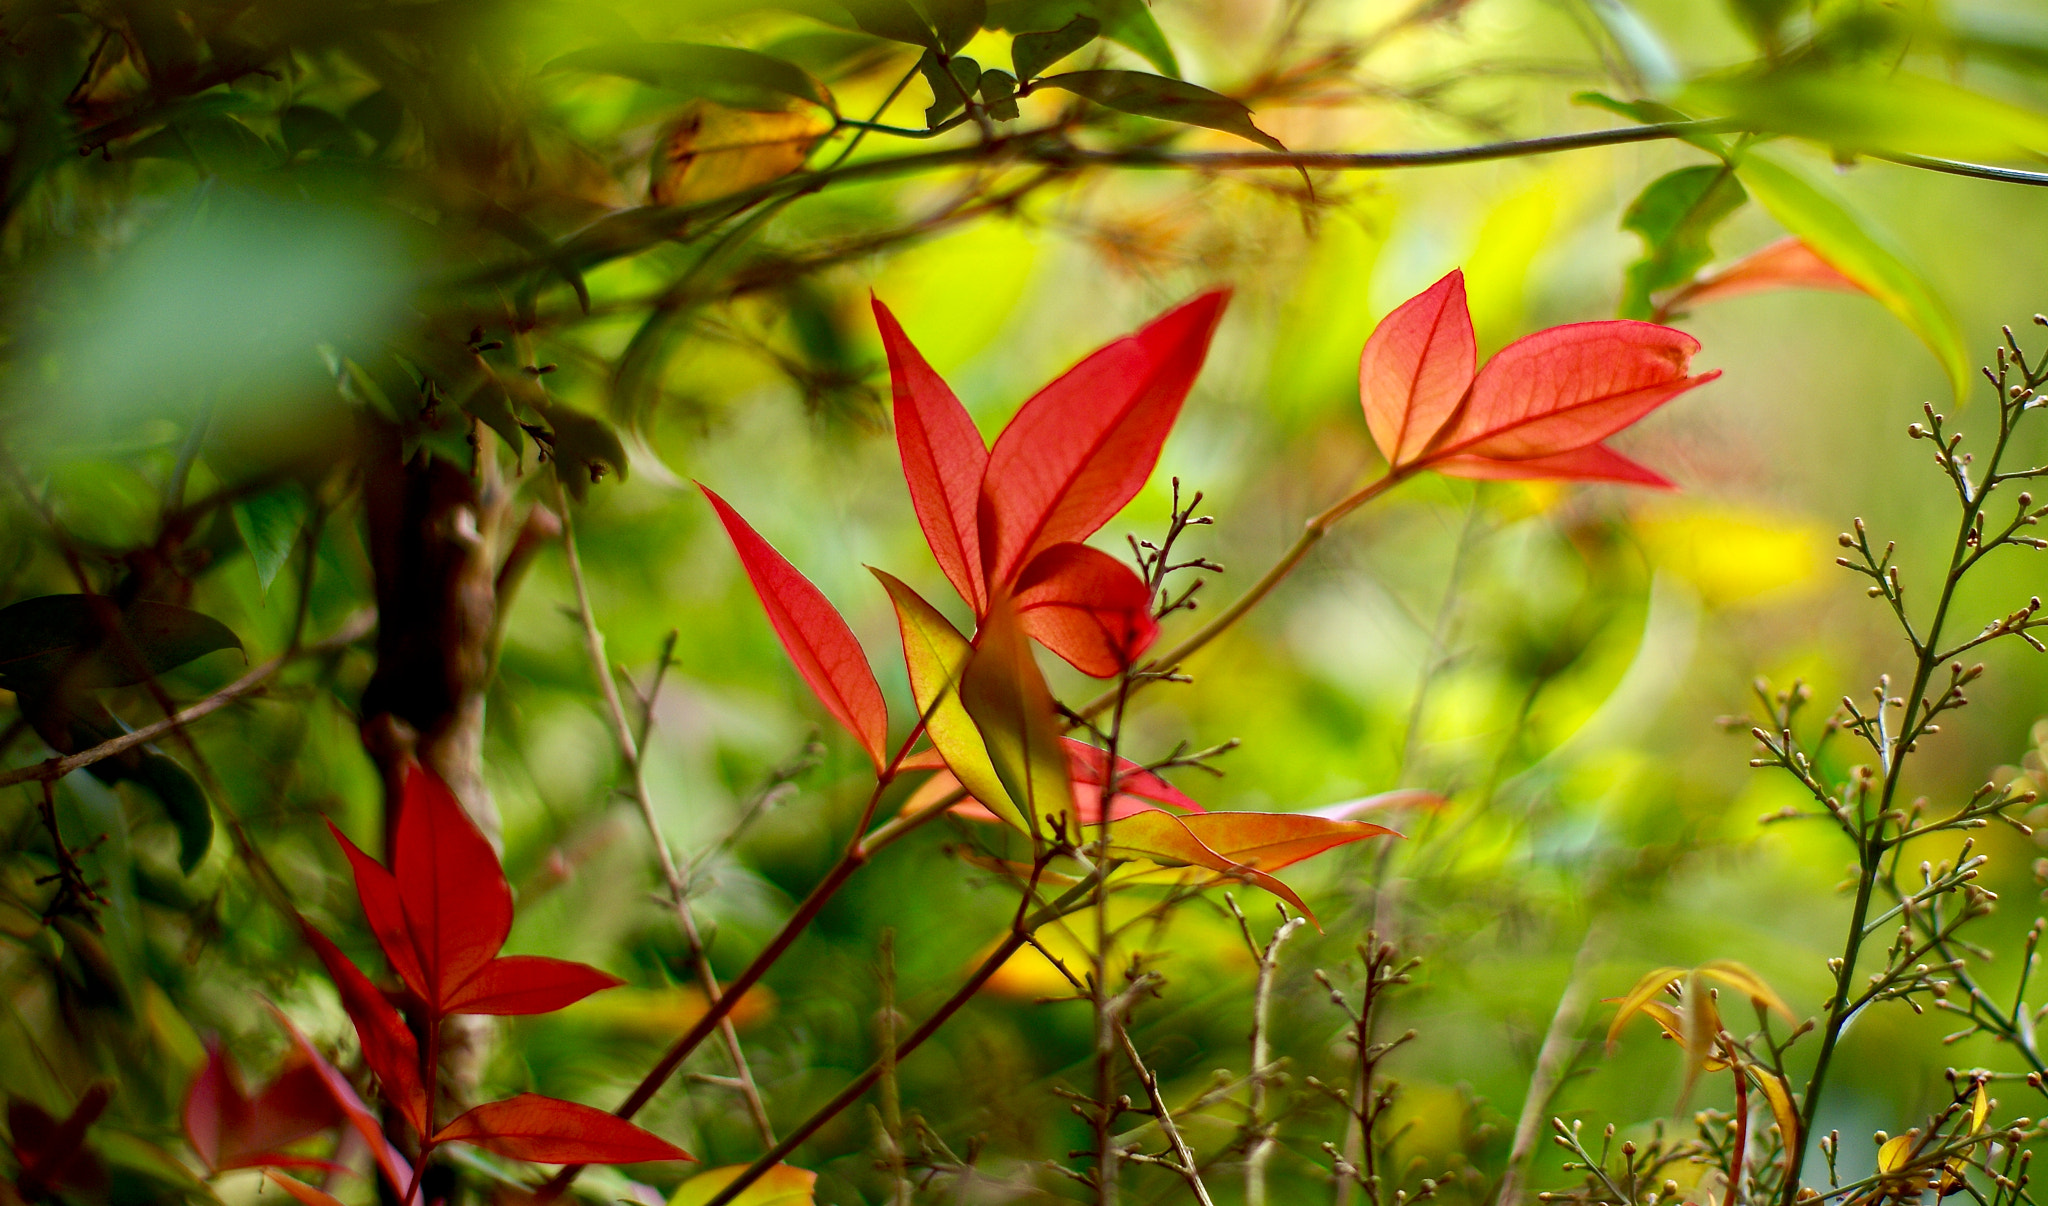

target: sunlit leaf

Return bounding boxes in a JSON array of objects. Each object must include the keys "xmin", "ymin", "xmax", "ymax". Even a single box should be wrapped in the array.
[
  {"xmin": 1605, "ymin": 965, "xmax": 1687, "ymax": 1054},
  {"xmin": 671, "ymin": 1162, "xmax": 818, "ymax": 1206},
  {"xmin": 433, "ymin": 1094, "xmax": 693, "ymax": 1164},
  {"xmin": 1687, "ymin": 69, "xmax": 2048, "ymax": 162},
  {"xmin": 1878, "ymin": 1132, "xmax": 1915, "ymax": 1174},
  {"xmin": 1101, "ymin": 810, "xmax": 1313, "ymax": 919},
  {"xmin": 902, "ymin": 735, "xmax": 1199, "ymax": 824},
  {"xmin": 1174, "ymin": 811, "xmax": 1397, "ymax": 872},
  {"xmin": 1695, "ymin": 960, "xmax": 1796, "ymax": 1025},
  {"xmin": 650, "ymin": 103, "xmax": 831, "ymax": 208},
  {"xmin": 1658, "ymin": 236, "xmax": 1864, "ymax": 318},
  {"xmin": 702, "ymin": 485, "xmax": 891, "ymax": 772},
  {"xmin": 1359, "ymin": 269, "xmax": 1476, "ymax": 468},
  {"xmin": 1012, "ymin": 542, "xmax": 1158, "ymax": 677},
  {"xmin": 1434, "ymin": 443, "xmax": 1673, "ymax": 488},
  {"xmin": 988, "ymin": 0, "xmax": 1176, "ymax": 76},
  {"xmin": 959, "ymin": 597, "xmax": 1075, "ymax": 840},
  {"xmin": 1749, "ymin": 1065, "xmax": 1799, "ymax": 1153},
  {"xmin": 873, "ymin": 297, "xmax": 989, "ymax": 613},
  {"xmin": 1620, "ymin": 165, "xmax": 1748, "ymax": 320},
  {"xmin": 1735, "ymin": 152, "xmax": 1971, "ymax": 402},
  {"xmin": 1038, "ymin": 71, "xmax": 1283, "ymax": 151}
]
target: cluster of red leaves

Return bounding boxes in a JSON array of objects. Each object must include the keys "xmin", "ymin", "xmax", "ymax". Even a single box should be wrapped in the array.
[
  {"xmin": 1360, "ymin": 268, "xmax": 1718, "ymax": 487},
  {"xmin": 4, "ymin": 1084, "xmax": 110, "ymax": 1204},
  {"xmin": 259, "ymin": 766, "xmax": 692, "ymax": 1202}
]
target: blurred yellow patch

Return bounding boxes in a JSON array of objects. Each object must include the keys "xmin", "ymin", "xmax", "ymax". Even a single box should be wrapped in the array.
[
  {"xmin": 868, "ymin": 221, "xmax": 1038, "ymax": 373},
  {"xmin": 651, "ymin": 102, "xmax": 830, "ymax": 206},
  {"xmin": 975, "ymin": 898, "xmax": 1255, "ymax": 999},
  {"xmin": 670, "ymin": 1163, "xmax": 815, "ymax": 1206},
  {"xmin": 556, "ymin": 983, "xmax": 772, "ymax": 1037},
  {"xmin": 1635, "ymin": 505, "xmax": 1822, "ymax": 606}
]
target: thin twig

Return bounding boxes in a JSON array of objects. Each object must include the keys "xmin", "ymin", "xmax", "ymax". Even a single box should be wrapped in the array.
[{"xmin": 1494, "ymin": 921, "xmax": 1608, "ymax": 1206}]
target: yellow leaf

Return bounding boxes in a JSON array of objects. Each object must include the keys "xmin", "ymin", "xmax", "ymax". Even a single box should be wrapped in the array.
[
  {"xmin": 670, "ymin": 1163, "xmax": 817, "ymax": 1206},
  {"xmin": 1697, "ymin": 960, "xmax": 1797, "ymax": 1027},
  {"xmin": 1878, "ymin": 1132, "xmax": 1916, "ymax": 1175},
  {"xmin": 873, "ymin": 570, "xmax": 1027, "ymax": 833},
  {"xmin": 1747, "ymin": 1064, "xmax": 1800, "ymax": 1154},
  {"xmin": 1606, "ymin": 965, "xmax": 1688, "ymax": 1053},
  {"xmin": 1635, "ymin": 1001, "xmax": 1729, "ymax": 1070},
  {"xmin": 1973, "ymin": 1082, "xmax": 1990, "ymax": 1133},
  {"xmin": 650, "ymin": 102, "xmax": 829, "ymax": 206},
  {"xmin": 958, "ymin": 596, "xmax": 1074, "ymax": 841}
]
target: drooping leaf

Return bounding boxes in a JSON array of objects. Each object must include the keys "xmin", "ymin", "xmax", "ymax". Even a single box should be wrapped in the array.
[
  {"xmin": 1011, "ymin": 542, "xmax": 1158, "ymax": 677},
  {"xmin": 650, "ymin": 102, "xmax": 833, "ymax": 207},
  {"xmin": 1619, "ymin": 165, "xmax": 1748, "ymax": 320},
  {"xmin": 1749, "ymin": 1065, "xmax": 1799, "ymax": 1153},
  {"xmin": 1101, "ymin": 810, "xmax": 1313, "ymax": 918},
  {"xmin": 135, "ymin": 750, "xmax": 214, "ymax": 873},
  {"xmin": 1734, "ymin": 153, "xmax": 1971, "ymax": 402},
  {"xmin": 1358, "ymin": 269, "xmax": 1476, "ymax": 469},
  {"xmin": 433, "ymin": 1094, "xmax": 694, "ymax": 1165},
  {"xmin": 392, "ymin": 766, "xmax": 513, "ymax": 1013},
  {"xmin": 546, "ymin": 43, "xmax": 837, "ymax": 113},
  {"xmin": 703, "ymin": 485, "xmax": 891, "ymax": 772},
  {"xmin": 873, "ymin": 298, "xmax": 989, "ymax": 613},
  {"xmin": 442, "ymin": 955, "xmax": 624, "ymax": 1016},
  {"xmin": 959, "ymin": 597, "xmax": 1075, "ymax": 840},
  {"xmin": 296, "ymin": 928, "xmax": 428, "ymax": 1138},
  {"xmin": 261, "ymin": 1005, "xmax": 414, "ymax": 1197},
  {"xmin": 0, "ymin": 596, "xmax": 242, "ymax": 692},
  {"xmin": 1011, "ymin": 15, "xmax": 1098, "ymax": 80},
  {"xmin": 670, "ymin": 1161, "xmax": 818, "ymax": 1205},
  {"xmin": 987, "ymin": 0, "xmax": 1176, "ymax": 75},
  {"xmin": 872, "ymin": 569, "xmax": 1025, "ymax": 831},
  {"xmin": 1659, "ymin": 235, "xmax": 1865, "ymax": 317},
  {"xmin": 980, "ymin": 290, "xmax": 1226, "ymax": 585},
  {"xmin": 1434, "ymin": 442, "xmax": 1675, "ymax": 488},
  {"xmin": 1426, "ymin": 322, "xmax": 1717, "ymax": 462},
  {"xmin": 230, "ymin": 483, "xmax": 310, "ymax": 594},
  {"xmin": 1604, "ymin": 965, "xmax": 1687, "ymax": 1054},
  {"xmin": 1037, "ymin": 71, "xmax": 1283, "ymax": 150}
]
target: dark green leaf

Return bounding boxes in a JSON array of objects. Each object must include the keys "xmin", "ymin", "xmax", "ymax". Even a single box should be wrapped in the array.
[
  {"xmin": 988, "ymin": 0, "xmax": 1175, "ymax": 75},
  {"xmin": 841, "ymin": 0, "xmax": 939, "ymax": 49},
  {"xmin": 122, "ymin": 113, "xmax": 279, "ymax": 174},
  {"xmin": 921, "ymin": 52, "xmax": 981, "ymax": 125},
  {"xmin": 0, "ymin": 597, "xmax": 243, "ymax": 692},
  {"xmin": 1736, "ymin": 151, "xmax": 1971, "ymax": 402},
  {"xmin": 462, "ymin": 377, "xmax": 528, "ymax": 458},
  {"xmin": 545, "ymin": 42, "xmax": 837, "ymax": 114},
  {"xmin": 345, "ymin": 90, "xmax": 404, "ymax": 151},
  {"xmin": 542, "ymin": 405, "xmax": 630, "ymax": 502},
  {"xmin": 920, "ymin": 0, "xmax": 986, "ymax": 54},
  {"xmin": 134, "ymin": 751, "xmax": 212, "ymax": 874},
  {"xmin": 1038, "ymin": 70, "xmax": 1283, "ymax": 150},
  {"xmin": 1012, "ymin": 15, "xmax": 1098, "ymax": 80},
  {"xmin": 279, "ymin": 105, "xmax": 362, "ymax": 158},
  {"xmin": 230, "ymin": 483, "xmax": 311, "ymax": 594},
  {"xmin": 979, "ymin": 68, "xmax": 1019, "ymax": 120},
  {"xmin": 1619, "ymin": 165, "xmax": 1747, "ymax": 319}
]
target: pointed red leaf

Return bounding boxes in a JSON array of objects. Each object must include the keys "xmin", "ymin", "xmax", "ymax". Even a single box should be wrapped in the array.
[
  {"xmin": 1664, "ymin": 236, "xmax": 1864, "ymax": 313},
  {"xmin": 1065, "ymin": 739, "xmax": 1202, "ymax": 816},
  {"xmin": 444, "ymin": 956, "xmax": 625, "ymax": 1016},
  {"xmin": 701, "ymin": 484, "xmax": 891, "ymax": 772},
  {"xmin": 326, "ymin": 821, "xmax": 427, "ymax": 1003},
  {"xmin": 433, "ymin": 1094, "xmax": 694, "ymax": 1165},
  {"xmin": 392, "ymin": 765, "xmax": 513, "ymax": 1014},
  {"xmin": 1012, "ymin": 543, "xmax": 1159, "ymax": 678},
  {"xmin": 980, "ymin": 291, "xmax": 1228, "ymax": 586},
  {"xmin": 1434, "ymin": 442, "xmax": 1675, "ymax": 488},
  {"xmin": 185, "ymin": 1042, "xmax": 346, "ymax": 1173},
  {"xmin": 875, "ymin": 297, "xmax": 989, "ymax": 614},
  {"xmin": 1360, "ymin": 269, "xmax": 1476, "ymax": 468},
  {"xmin": 182, "ymin": 1041, "xmax": 242, "ymax": 1173},
  {"xmin": 262, "ymin": 1170, "xmax": 350, "ymax": 1206},
  {"xmin": 262, "ymin": 1001, "xmax": 415, "ymax": 1196},
  {"xmin": 298, "ymin": 926, "xmax": 428, "ymax": 1138},
  {"xmin": 1425, "ymin": 321, "xmax": 1717, "ymax": 462}
]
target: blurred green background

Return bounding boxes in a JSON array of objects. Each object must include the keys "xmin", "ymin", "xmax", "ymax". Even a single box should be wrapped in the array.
[{"xmin": 6, "ymin": 0, "xmax": 2048, "ymax": 1202}]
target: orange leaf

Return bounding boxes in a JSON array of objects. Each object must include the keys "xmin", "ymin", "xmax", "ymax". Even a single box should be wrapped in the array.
[
  {"xmin": 1012, "ymin": 542, "xmax": 1159, "ymax": 677},
  {"xmin": 1103, "ymin": 810, "xmax": 1315, "ymax": 920},
  {"xmin": 1360, "ymin": 269, "xmax": 1476, "ymax": 469},
  {"xmin": 959, "ymin": 596, "xmax": 1076, "ymax": 838},
  {"xmin": 1174, "ymin": 811, "xmax": 1397, "ymax": 872},
  {"xmin": 262, "ymin": 1170, "xmax": 349, "ymax": 1206},
  {"xmin": 1661, "ymin": 236, "xmax": 1864, "ymax": 316},
  {"xmin": 702, "ymin": 484, "xmax": 890, "ymax": 772}
]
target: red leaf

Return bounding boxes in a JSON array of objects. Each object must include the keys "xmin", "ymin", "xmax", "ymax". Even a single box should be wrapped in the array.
[
  {"xmin": 1012, "ymin": 543, "xmax": 1159, "ymax": 678},
  {"xmin": 11, "ymin": 1083, "xmax": 110, "ymax": 1196},
  {"xmin": 875, "ymin": 297, "xmax": 989, "ymax": 614},
  {"xmin": 980, "ymin": 291, "xmax": 1227, "ymax": 586},
  {"xmin": 904, "ymin": 737, "xmax": 1201, "ymax": 825},
  {"xmin": 262, "ymin": 1002, "xmax": 415, "ymax": 1196},
  {"xmin": 1433, "ymin": 442, "xmax": 1675, "ymax": 488},
  {"xmin": 701, "ymin": 484, "xmax": 891, "ymax": 772},
  {"xmin": 393, "ymin": 765, "xmax": 513, "ymax": 1014},
  {"xmin": 1425, "ymin": 321, "xmax": 1717, "ymax": 462},
  {"xmin": 1102, "ymin": 810, "xmax": 1316, "ymax": 919},
  {"xmin": 1174, "ymin": 812, "xmax": 1398, "ymax": 872},
  {"xmin": 262, "ymin": 1170, "xmax": 349, "ymax": 1206},
  {"xmin": 443, "ymin": 955, "xmax": 624, "ymax": 1016},
  {"xmin": 184, "ymin": 1040, "xmax": 345, "ymax": 1174},
  {"xmin": 1663, "ymin": 236, "xmax": 1865, "ymax": 314},
  {"xmin": 298, "ymin": 926, "xmax": 428, "ymax": 1138},
  {"xmin": 327, "ymin": 821, "xmax": 427, "ymax": 1003},
  {"xmin": 1359, "ymin": 269, "xmax": 1476, "ymax": 469},
  {"xmin": 433, "ymin": 1094, "xmax": 694, "ymax": 1165}
]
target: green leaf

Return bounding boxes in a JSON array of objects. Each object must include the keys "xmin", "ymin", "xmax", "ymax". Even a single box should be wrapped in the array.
[
  {"xmin": 920, "ymin": 53, "xmax": 981, "ymax": 125},
  {"xmin": 0, "ymin": 597, "xmax": 243, "ymax": 692},
  {"xmin": 1011, "ymin": 14, "xmax": 1098, "ymax": 79},
  {"xmin": 279, "ymin": 105, "xmax": 363, "ymax": 158},
  {"xmin": 958, "ymin": 599, "xmax": 1073, "ymax": 841},
  {"xmin": 1038, "ymin": 70, "xmax": 1283, "ymax": 150},
  {"xmin": 1684, "ymin": 68, "xmax": 2048, "ymax": 161},
  {"xmin": 1584, "ymin": 0, "xmax": 1679, "ymax": 90},
  {"xmin": 135, "ymin": 751, "xmax": 213, "ymax": 874},
  {"xmin": 539, "ymin": 403, "xmax": 629, "ymax": 502},
  {"xmin": 841, "ymin": 0, "xmax": 939, "ymax": 49},
  {"xmin": 230, "ymin": 483, "xmax": 311, "ymax": 594},
  {"xmin": 988, "ymin": 0, "xmax": 1176, "ymax": 76},
  {"xmin": 545, "ymin": 43, "xmax": 837, "ymax": 114},
  {"xmin": 123, "ymin": 113, "xmax": 280, "ymax": 174},
  {"xmin": 979, "ymin": 68, "xmax": 1020, "ymax": 120},
  {"xmin": 1573, "ymin": 91, "xmax": 1727, "ymax": 155},
  {"xmin": 919, "ymin": 0, "xmax": 986, "ymax": 54},
  {"xmin": 1619, "ymin": 165, "xmax": 1747, "ymax": 319},
  {"xmin": 872, "ymin": 569, "xmax": 1027, "ymax": 834},
  {"xmin": 1736, "ymin": 152, "xmax": 1971, "ymax": 403},
  {"xmin": 346, "ymin": 90, "xmax": 404, "ymax": 150}
]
